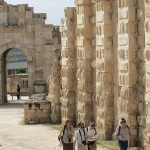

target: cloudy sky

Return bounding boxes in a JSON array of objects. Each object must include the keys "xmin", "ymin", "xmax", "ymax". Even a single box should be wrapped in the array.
[{"xmin": 6, "ymin": 0, "xmax": 75, "ymax": 25}]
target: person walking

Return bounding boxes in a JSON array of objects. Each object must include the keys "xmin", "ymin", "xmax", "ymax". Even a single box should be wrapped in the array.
[
  {"xmin": 86, "ymin": 122, "xmax": 97, "ymax": 150},
  {"xmin": 59, "ymin": 120, "xmax": 74, "ymax": 150},
  {"xmin": 114, "ymin": 118, "xmax": 130, "ymax": 150},
  {"xmin": 17, "ymin": 84, "xmax": 20, "ymax": 100},
  {"xmin": 74, "ymin": 122, "xmax": 88, "ymax": 150}
]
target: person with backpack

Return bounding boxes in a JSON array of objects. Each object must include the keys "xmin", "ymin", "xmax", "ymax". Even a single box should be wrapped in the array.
[
  {"xmin": 74, "ymin": 122, "xmax": 88, "ymax": 150},
  {"xmin": 59, "ymin": 120, "xmax": 74, "ymax": 150},
  {"xmin": 85, "ymin": 122, "xmax": 97, "ymax": 150},
  {"xmin": 114, "ymin": 118, "xmax": 130, "ymax": 150}
]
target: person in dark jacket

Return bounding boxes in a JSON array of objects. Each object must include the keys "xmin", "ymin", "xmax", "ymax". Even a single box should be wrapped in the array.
[{"xmin": 17, "ymin": 84, "xmax": 20, "ymax": 100}]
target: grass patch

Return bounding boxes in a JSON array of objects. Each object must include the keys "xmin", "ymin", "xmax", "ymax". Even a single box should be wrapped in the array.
[{"xmin": 97, "ymin": 139, "xmax": 119, "ymax": 150}]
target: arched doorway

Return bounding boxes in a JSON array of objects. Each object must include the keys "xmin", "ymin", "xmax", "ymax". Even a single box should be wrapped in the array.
[
  {"xmin": 5, "ymin": 48, "xmax": 28, "ymax": 101},
  {"xmin": 0, "ymin": 42, "xmax": 34, "ymax": 104}
]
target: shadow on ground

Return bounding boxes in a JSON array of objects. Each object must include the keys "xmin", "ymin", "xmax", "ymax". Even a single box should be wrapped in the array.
[{"xmin": 0, "ymin": 101, "xmax": 24, "ymax": 109}]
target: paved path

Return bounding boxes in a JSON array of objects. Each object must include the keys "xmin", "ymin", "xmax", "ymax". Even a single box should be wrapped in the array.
[{"xmin": 0, "ymin": 100, "xmax": 107, "ymax": 150}]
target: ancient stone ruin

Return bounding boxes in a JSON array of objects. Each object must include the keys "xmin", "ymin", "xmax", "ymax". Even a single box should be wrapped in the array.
[
  {"xmin": 0, "ymin": 1, "xmax": 61, "ymax": 104},
  {"xmin": 47, "ymin": 0, "xmax": 150, "ymax": 149},
  {"xmin": 24, "ymin": 94, "xmax": 51, "ymax": 124},
  {"xmin": 1, "ymin": 0, "xmax": 150, "ymax": 149}
]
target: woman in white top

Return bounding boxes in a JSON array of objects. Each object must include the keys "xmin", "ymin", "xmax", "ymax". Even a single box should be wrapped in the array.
[
  {"xmin": 86, "ymin": 122, "xmax": 97, "ymax": 150},
  {"xmin": 59, "ymin": 120, "xmax": 74, "ymax": 150}
]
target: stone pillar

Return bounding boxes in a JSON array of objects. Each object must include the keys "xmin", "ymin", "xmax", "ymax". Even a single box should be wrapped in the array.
[
  {"xmin": 113, "ymin": 0, "xmax": 119, "ymax": 129},
  {"xmin": 75, "ymin": 0, "xmax": 94, "ymax": 126},
  {"xmin": 60, "ymin": 7, "xmax": 77, "ymax": 124},
  {"xmin": 138, "ymin": 1, "xmax": 150, "ymax": 149},
  {"xmin": 95, "ymin": 0, "xmax": 114, "ymax": 139},
  {"xmin": 47, "ymin": 50, "xmax": 61, "ymax": 123},
  {"xmin": 117, "ymin": 0, "xmax": 138, "ymax": 146}
]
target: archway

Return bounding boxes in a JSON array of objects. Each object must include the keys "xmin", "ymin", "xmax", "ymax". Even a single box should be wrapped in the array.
[{"xmin": 0, "ymin": 42, "xmax": 34, "ymax": 104}]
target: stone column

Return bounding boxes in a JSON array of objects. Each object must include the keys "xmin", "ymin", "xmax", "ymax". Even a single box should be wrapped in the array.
[
  {"xmin": 47, "ymin": 50, "xmax": 61, "ymax": 123},
  {"xmin": 95, "ymin": 0, "xmax": 114, "ymax": 139},
  {"xmin": 138, "ymin": 1, "xmax": 150, "ymax": 149},
  {"xmin": 60, "ymin": 7, "xmax": 77, "ymax": 124},
  {"xmin": 117, "ymin": 0, "xmax": 138, "ymax": 146},
  {"xmin": 75, "ymin": 0, "xmax": 95, "ymax": 126}
]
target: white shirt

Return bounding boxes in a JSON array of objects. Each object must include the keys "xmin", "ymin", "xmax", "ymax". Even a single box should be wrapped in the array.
[
  {"xmin": 75, "ymin": 129, "xmax": 86, "ymax": 144},
  {"xmin": 86, "ymin": 127, "xmax": 97, "ymax": 142}
]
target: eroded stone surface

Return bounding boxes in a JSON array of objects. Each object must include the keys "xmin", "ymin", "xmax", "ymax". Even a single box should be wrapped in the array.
[
  {"xmin": 47, "ymin": 0, "xmax": 150, "ymax": 149},
  {"xmin": 0, "ymin": 1, "xmax": 61, "ymax": 104},
  {"xmin": 24, "ymin": 94, "xmax": 51, "ymax": 124}
]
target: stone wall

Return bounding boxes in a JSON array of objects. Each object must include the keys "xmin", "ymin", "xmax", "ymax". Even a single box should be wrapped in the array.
[
  {"xmin": 46, "ymin": 0, "xmax": 150, "ymax": 149},
  {"xmin": 24, "ymin": 94, "xmax": 51, "ymax": 124},
  {"xmin": 0, "ymin": 1, "xmax": 61, "ymax": 104}
]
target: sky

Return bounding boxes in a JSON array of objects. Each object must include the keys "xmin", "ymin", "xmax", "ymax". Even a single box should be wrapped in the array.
[{"xmin": 6, "ymin": 0, "xmax": 75, "ymax": 25}]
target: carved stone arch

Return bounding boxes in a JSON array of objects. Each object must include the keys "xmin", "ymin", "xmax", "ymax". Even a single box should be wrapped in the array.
[
  {"xmin": 0, "ymin": 41, "xmax": 34, "ymax": 104},
  {"xmin": 0, "ymin": 41, "xmax": 33, "ymax": 62}
]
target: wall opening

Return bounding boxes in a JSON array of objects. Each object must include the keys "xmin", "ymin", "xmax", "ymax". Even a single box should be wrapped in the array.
[{"xmin": 3, "ymin": 48, "xmax": 29, "ymax": 103}]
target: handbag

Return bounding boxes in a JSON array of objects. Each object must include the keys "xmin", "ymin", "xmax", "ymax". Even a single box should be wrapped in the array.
[{"xmin": 58, "ymin": 135, "xmax": 63, "ymax": 142}]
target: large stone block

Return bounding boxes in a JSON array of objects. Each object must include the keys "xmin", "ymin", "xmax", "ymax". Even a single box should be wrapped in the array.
[
  {"xmin": 137, "ymin": 116, "xmax": 146, "ymax": 127},
  {"xmin": 61, "ymin": 68, "xmax": 76, "ymax": 79},
  {"xmin": 76, "ymin": 69, "xmax": 92, "ymax": 81},
  {"xmin": 62, "ymin": 58, "xmax": 76, "ymax": 68},
  {"xmin": 77, "ymin": 60, "xmax": 92, "ymax": 71},
  {"xmin": 75, "ymin": 0, "xmax": 91, "ymax": 5},
  {"xmin": 77, "ymin": 81, "xmax": 93, "ymax": 93},
  {"xmin": 62, "ymin": 78, "xmax": 76, "ymax": 89}
]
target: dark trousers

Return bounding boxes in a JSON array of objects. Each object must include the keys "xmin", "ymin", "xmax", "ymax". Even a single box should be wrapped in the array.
[
  {"xmin": 87, "ymin": 141, "xmax": 96, "ymax": 150},
  {"xmin": 118, "ymin": 141, "xmax": 128, "ymax": 150},
  {"xmin": 17, "ymin": 93, "xmax": 20, "ymax": 99},
  {"xmin": 63, "ymin": 143, "xmax": 73, "ymax": 150}
]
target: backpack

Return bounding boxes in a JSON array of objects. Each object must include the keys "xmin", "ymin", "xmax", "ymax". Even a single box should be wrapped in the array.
[
  {"xmin": 117, "ymin": 125, "xmax": 129, "ymax": 136},
  {"xmin": 115, "ymin": 125, "xmax": 130, "ymax": 140}
]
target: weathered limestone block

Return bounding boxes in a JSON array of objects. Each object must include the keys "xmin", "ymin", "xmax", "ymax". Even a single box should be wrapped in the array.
[
  {"xmin": 24, "ymin": 94, "xmax": 51, "ymax": 124},
  {"xmin": 62, "ymin": 78, "xmax": 76, "ymax": 89},
  {"xmin": 61, "ymin": 48, "xmax": 76, "ymax": 58},
  {"xmin": 61, "ymin": 68, "xmax": 76, "ymax": 79},
  {"xmin": 144, "ymin": 127, "xmax": 150, "ymax": 149},
  {"xmin": 77, "ymin": 81, "xmax": 93, "ymax": 93},
  {"xmin": 61, "ymin": 58, "xmax": 76, "ymax": 68},
  {"xmin": 75, "ymin": 0, "xmax": 91, "ymax": 5},
  {"xmin": 137, "ymin": 116, "xmax": 146, "ymax": 127},
  {"xmin": 48, "ymin": 0, "xmax": 150, "ymax": 149},
  {"xmin": 77, "ymin": 48, "xmax": 93, "ymax": 59},
  {"xmin": 31, "ymin": 103, "xmax": 40, "ymax": 110}
]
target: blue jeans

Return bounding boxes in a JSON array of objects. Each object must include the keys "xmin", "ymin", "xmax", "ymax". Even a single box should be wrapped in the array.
[{"xmin": 118, "ymin": 141, "xmax": 128, "ymax": 150}]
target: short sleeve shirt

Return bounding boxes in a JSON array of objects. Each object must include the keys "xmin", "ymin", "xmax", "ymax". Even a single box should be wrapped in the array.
[
  {"xmin": 115, "ymin": 125, "xmax": 130, "ymax": 141},
  {"xmin": 86, "ymin": 127, "xmax": 97, "ymax": 141}
]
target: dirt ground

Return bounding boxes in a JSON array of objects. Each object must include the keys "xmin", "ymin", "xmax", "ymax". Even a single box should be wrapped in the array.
[{"xmin": 0, "ymin": 99, "xmax": 107, "ymax": 150}]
